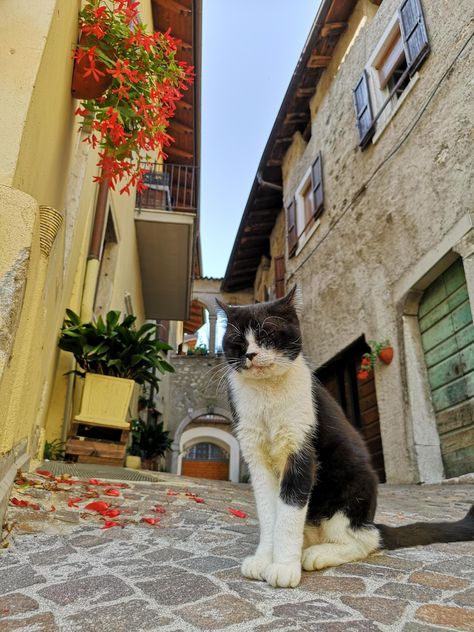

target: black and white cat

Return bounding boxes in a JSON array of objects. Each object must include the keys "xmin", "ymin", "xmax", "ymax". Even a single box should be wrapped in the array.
[{"xmin": 217, "ymin": 287, "xmax": 474, "ymax": 588}]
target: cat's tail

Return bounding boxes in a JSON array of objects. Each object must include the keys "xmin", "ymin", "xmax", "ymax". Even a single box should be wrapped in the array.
[{"xmin": 375, "ymin": 504, "xmax": 474, "ymax": 550}]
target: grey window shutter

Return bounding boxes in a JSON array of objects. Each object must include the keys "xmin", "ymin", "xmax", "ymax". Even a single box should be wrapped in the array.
[
  {"xmin": 311, "ymin": 152, "xmax": 324, "ymax": 218},
  {"xmin": 287, "ymin": 199, "xmax": 297, "ymax": 257},
  {"xmin": 399, "ymin": 0, "xmax": 430, "ymax": 73},
  {"xmin": 353, "ymin": 70, "xmax": 374, "ymax": 148}
]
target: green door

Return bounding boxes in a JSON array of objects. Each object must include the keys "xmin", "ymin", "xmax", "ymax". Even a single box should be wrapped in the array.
[{"xmin": 418, "ymin": 258, "xmax": 474, "ymax": 477}]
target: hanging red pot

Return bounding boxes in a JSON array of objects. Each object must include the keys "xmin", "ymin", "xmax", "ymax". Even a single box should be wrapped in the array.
[
  {"xmin": 71, "ymin": 35, "xmax": 112, "ymax": 99},
  {"xmin": 378, "ymin": 346, "xmax": 394, "ymax": 365},
  {"xmin": 357, "ymin": 369, "xmax": 370, "ymax": 381}
]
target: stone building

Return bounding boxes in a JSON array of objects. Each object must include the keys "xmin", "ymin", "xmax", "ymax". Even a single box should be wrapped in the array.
[
  {"xmin": 165, "ymin": 278, "xmax": 252, "ymax": 481},
  {"xmin": 222, "ymin": 0, "xmax": 474, "ymax": 483}
]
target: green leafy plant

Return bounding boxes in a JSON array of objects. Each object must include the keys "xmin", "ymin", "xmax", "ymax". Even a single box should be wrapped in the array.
[
  {"xmin": 43, "ymin": 439, "xmax": 66, "ymax": 461},
  {"xmin": 138, "ymin": 419, "xmax": 172, "ymax": 460},
  {"xmin": 128, "ymin": 418, "xmax": 145, "ymax": 456},
  {"xmin": 187, "ymin": 344, "xmax": 208, "ymax": 356},
  {"xmin": 58, "ymin": 309, "xmax": 174, "ymax": 390}
]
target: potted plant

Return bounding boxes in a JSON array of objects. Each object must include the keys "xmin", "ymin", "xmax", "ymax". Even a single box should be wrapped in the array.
[
  {"xmin": 58, "ymin": 309, "xmax": 174, "ymax": 429},
  {"xmin": 138, "ymin": 418, "xmax": 172, "ymax": 471},
  {"xmin": 357, "ymin": 339, "xmax": 394, "ymax": 381},
  {"xmin": 126, "ymin": 418, "xmax": 145, "ymax": 469},
  {"xmin": 72, "ymin": 0, "xmax": 194, "ymax": 194}
]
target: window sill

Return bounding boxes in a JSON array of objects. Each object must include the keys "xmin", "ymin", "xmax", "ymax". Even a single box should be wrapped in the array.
[
  {"xmin": 294, "ymin": 218, "xmax": 321, "ymax": 258},
  {"xmin": 372, "ymin": 72, "xmax": 419, "ymax": 145}
]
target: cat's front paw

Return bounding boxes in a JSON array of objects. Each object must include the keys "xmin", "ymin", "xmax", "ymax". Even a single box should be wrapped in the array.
[
  {"xmin": 264, "ymin": 562, "xmax": 301, "ymax": 588},
  {"xmin": 241, "ymin": 554, "xmax": 272, "ymax": 581}
]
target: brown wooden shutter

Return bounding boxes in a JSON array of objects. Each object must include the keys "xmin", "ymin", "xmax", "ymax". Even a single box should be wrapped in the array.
[
  {"xmin": 353, "ymin": 70, "xmax": 374, "ymax": 148},
  {"xmin": 311, "ymin": 152, "xmax": 324, "ymax": 219},
  {"xmin": 274, "ymin": 256, "xmax": 285, "ymax": 299},
  {"xmin": 287, "ymin": 198, "xmax": 297, "ymax": 257},
  {"xmin": 399, "ymin": 0, "xmax": 429, "ymax": 74}
]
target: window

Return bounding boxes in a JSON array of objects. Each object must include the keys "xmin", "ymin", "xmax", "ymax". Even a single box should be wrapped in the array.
[
  {"xmin": 353, "ymin": 0, "xmax": 430, "ymax": 148},
  {"xmin": 184, "ymin": 443, "xmax": 228, "ymax": 462},
  {"xmin": 287, "ymin": 152, "xmax": 324, "ymax": 257}
]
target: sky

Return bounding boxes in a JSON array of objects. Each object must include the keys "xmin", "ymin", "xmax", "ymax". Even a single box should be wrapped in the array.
[{"xmin": 200, "ymin": 1, "xmax": 320, "ymax": 279}]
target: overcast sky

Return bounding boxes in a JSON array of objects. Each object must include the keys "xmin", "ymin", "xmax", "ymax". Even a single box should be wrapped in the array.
[{"xmin": 200, "ymin": 1, "xmax": 319, "ymax": 278}]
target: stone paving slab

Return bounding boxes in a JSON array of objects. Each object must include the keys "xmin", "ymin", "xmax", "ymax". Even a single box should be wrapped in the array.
[{"xmin": 0, "ymin": 470, "xmax": 473, "ymax": 631}]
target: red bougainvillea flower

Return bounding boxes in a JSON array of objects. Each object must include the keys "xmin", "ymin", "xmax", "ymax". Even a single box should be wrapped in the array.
[
  {"xmin": 104, "ymin": 488, "xmax": 121, "ymax": 497},
  {"xmin": 73, "ymin": 0, "xmax": 194, "ymax": 194},
  {"xmin": 228, "ymin": 508, "xmax": 248, "ymax": 519},
  {"xmin": 101, "ymin": 520, "xmax": 122, "ymax": 529},
  {"xmin": 142, "ymin": 517, "xmax": 160, "ymax": 525},
  {"xmin": 85, "ymin": 501, "xmax": 110, "ymax": 512}
]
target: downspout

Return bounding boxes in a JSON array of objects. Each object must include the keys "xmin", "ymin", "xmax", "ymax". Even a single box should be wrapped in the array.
[
  {"xmin": 61, "ymin": 176, "xmax": 109, "ymax": 444},
  {"xmin": 80, "ymin": 177, "xmax": 109, "ymax": 320}
]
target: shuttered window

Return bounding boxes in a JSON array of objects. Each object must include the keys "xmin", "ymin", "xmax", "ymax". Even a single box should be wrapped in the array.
[
  {"xmin": 311, "ymin": 152, "xmax": 324, "ymax": 218},
  {"xmin": 399, "ymin": 0, "xmax": 429, "ymax": 73},
  {"xmin": 287, "ymin": 199, "xmax": 297, "ymax": 257},
  {"xmin": 353, "ymin": 71, "xmax": 374, "ymax": 148},
  {"xmin": 274, "ymin": 256, "xmax": 285, "ymax": 299}
]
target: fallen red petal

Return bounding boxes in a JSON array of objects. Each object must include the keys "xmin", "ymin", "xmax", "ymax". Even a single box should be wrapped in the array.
[
  {"xmin": 101, "ymin": 520, "xmax": 121, "ymax": 529},
  {"xmin": 36, "ymin": 470, "xmax": 51, "ymax": 476},
  {"xmin": 101, "ymin": 509, "xmax": 121, "ymax": 518},
  {"xmin": 49, "ymin": 506, "xmax": 56, "ymax": 512},
  {"xmin": 142, "ymin": 517, "xmax": 160, "ymax": 525},
  {"xmin": 104, "ymin": 488, "xmax": 120, "ymax": 497},
  {"xmin": 153, "ymin": 505, "xmax": 166, "ymax": 514},
  {"xmin": 228, "ymin": 508, "xmax": 247, "ymax": 519},
  {"xmin": 167, "ymin": 489, "xmax": 178, "ymax": 496},
  {"xmin": 191, "ymin": 497, "xmax": 205, "ymax": 503},
  {"xmin": 85, "ymin": 501, "xmax": 110, "ymax": 512},
  {"xmin": 10, "ymin": 497, "xmax": 28, "ymax": 507}
]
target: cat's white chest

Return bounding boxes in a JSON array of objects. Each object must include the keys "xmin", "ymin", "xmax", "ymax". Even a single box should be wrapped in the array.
[{"xmin": 230, "ymin": 356, "xmax": 315, "ymax": 476}]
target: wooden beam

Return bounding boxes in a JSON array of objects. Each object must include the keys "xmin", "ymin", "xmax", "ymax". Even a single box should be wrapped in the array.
[
  {"xmin": 167, "ymin": 146, "xmax": 194, "ymax": 159},
  {"xmin": 307, "ymin": 53, "xmax": 332, "ymax": 68},
  {"xmin": 321, "ymin": 21, "xmax": 347, "ymax": 38},
  {"xmin": 284, "ymin": 112, "xmax": 308, "ymax": 124},
  {"xmin": 266, "ymin": 159, "xmax": 282, "ymax": 167},
  {"xmin": 296, "ymin": 87, "xmax": 315, "ymax": 98},
  {"xmin": 275, "ymin": 136, "xmax": 294, "ymax": 144},
  {"xmin": 176, "ymin": 100, "xmax": 192, "ymax": 111},
  {"xmin": 170, "ymin": 119, "xmax": 193, "ymax": 134},
  {"xmin": 177, "ymin": 39, "xmax": 193, "ymax": 50},
  {"xmin": 156, "ymin": 0, "xmax": 191, "ymax": 15}
]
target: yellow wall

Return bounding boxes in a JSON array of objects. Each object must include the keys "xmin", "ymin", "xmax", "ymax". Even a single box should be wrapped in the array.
[{"xmin": 0, "ymin": 0, "xmax": 152, "ymax": 463}]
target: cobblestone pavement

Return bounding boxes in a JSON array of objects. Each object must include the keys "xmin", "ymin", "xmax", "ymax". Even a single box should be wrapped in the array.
[{"xmin": 1, "ymin": 470, "xmax": 473, "ymax": 631}]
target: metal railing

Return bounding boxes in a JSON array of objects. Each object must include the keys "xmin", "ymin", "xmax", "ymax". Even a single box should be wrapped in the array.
[{"xmin": 136, "ymin": 162, "xmax": 197, "ymax": 213}]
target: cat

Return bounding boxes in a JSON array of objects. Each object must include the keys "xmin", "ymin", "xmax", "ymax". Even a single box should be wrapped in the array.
[{"xmin": 216, "ymin": 286, "xmax": 474, "ymax": 588}]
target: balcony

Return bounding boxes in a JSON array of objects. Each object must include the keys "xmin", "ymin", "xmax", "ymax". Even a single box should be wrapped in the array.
[
  {"xmin": 134, "ymin": 163, "xmax": 198, "ymax": 321},
  {"xmin": 136, "ymin": 162, "xmax": 197, "ymax": 213}
]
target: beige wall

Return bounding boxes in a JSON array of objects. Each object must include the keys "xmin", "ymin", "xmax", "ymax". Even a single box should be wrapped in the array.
[
  {"xmin": 0, "ymin": 0, "xmax": 153, "ymax": 495},
  {"xmin": 279, "ymin": 0, "xmax": 473, "ymax": 482}
]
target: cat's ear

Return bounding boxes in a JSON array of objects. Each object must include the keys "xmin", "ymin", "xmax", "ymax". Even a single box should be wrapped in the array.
[
  {"xmin": 276, "ymin": 285, "xmax": 303, "ymax": 316},
  {"xmin": 215, "ymin": 298, "xmax": 230, "ymax": 317}
]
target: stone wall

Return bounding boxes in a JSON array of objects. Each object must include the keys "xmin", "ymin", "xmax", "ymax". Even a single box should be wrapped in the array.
[{"xmin": 278, "ymin": 0, "xmax": 474, "ymax": 482}]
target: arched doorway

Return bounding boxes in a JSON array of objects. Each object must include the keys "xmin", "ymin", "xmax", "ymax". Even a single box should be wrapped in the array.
[
  {"xmin": 182, "ymin": 440, "xmax": 230, "ymax": 480},
  {"xmin": 171, "ymin": 408, "xmax": 240, "ymax": 482}
]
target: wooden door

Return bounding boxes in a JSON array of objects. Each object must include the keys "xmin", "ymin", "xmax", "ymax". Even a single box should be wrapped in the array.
[
  {"xmin": 316, "ymin": 338, "xmax": 386, "ymax": 482},
  {"xmin": 418, "ymin": 259, "xmax": 474, "ymax": 477}
]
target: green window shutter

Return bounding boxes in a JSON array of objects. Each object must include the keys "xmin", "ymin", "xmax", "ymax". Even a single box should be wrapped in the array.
[{"xmin": 399, "ymin": 0, "xmax": 430, "ymax": 74}]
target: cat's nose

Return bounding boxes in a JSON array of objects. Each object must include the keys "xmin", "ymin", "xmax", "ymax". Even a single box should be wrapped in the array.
[{"xmin": 245, "ymin": 352, "xmax": 257, "ymax": 361}]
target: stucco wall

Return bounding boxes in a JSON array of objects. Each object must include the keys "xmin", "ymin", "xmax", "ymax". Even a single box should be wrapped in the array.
[{"xmin": 280, "ymin": 0, "xmax": 474, "ymax": 482}]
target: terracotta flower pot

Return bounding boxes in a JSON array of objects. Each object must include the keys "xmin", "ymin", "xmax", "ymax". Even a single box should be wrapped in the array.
[
  {"xmin": 71, "ymin": 35, "xmax": 112, "ymax": 99},
  {"xmin": 357, "ymin": 369, "xmax": 370, "ymax": 381},
  {"xmin": 378, "ymin": 346, "xmax": 394, "ymax": 365}
]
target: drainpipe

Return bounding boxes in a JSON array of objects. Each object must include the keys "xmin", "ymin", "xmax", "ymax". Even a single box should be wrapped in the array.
[
  {"xmin": 80, "ymin": 178, "xmax": 109, "ymax": 320},
  {"xmin": 61, "ymin": 176, "xmax": 109, "ymax": 444}
]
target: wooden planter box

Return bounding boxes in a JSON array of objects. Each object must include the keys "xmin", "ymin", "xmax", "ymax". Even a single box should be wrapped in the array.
[{"xmin": 75, "ymin": 373, "xmax": 137, "ymax": 429}]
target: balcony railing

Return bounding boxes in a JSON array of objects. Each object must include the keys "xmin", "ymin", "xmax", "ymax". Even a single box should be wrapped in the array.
[{"xmin": 136, "ymin": 162, "xmax": 198, "ymax": 213}]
